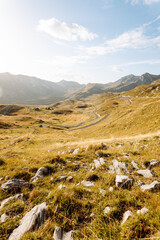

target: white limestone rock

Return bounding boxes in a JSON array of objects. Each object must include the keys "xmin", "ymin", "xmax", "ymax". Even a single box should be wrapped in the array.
[
  {"xmin": 140, "ymin": 181, "xmax": 160, "ymax": 192},
  {"xmin": 94, "ymin": 159, "xmax": 101, "ymax": 169},
  {"xmin": 137, "ymin": 207, "xmax": 148, "ymax": 215},
  {"xmin": 131, "ymin": 160, "xmax": 139, "ymax": 170},
  {"xmin": 121, "ymin": 210, "xmax": 133, "ymax": 225},
  {"xmin": 31, "ymin": 167, "xmax": 48, "ymax": 182},
  {"xmin": 1, "ymin": 179, "xmax": 31, "ymax": 191},
  {"xmin": 0, "ymin": 193, "xmax": 23, "ymax": 211},
  {"xmin": 137, "ymin": 169, "xmax": 153, "ymax": 178},
  {"xmin": 72, "ymin": 148, "xmax": 80, "ymax": 155},
  {"xmin": 9, "ymin": 202, "xmax": 47, "ymax": 240},
  {"xmin": 53, "ymin": 226, "xmax": 75, "ymax": 240},
  {"xmin": 116, "ymin": 175, "xmax": 133, "ymax": 189},
  {"xmin": 99, "ymin": 188, "xmax": 106, "ymax": 197},
  {"xmin": 0, "ymin": 213, "xmax": 8, "ymax": 223},
  {"xmin": 150, "ymin": 159, "xmax": 160, "ymax": 169},
  {"xmin": 58, "ymin": 184, "xmax": 66, "ymax": 190},
  {"xmin": 104, "ymin": 206, "xmax": 110, "ymax": 215},
  {"xmin": 109, "ymin": 186, "xmax": 114, "ymax": 192},
  {"xmin": 54, "ymin": 176, "xmax": 67, "ymax": 182},
  {"xmin": 81, "ymin": 180, "xmax": 94, "ymax": 187}
]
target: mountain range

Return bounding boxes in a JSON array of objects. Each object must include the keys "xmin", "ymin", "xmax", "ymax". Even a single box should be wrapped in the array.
[{"xmin": 0, "ymin": 72, "xmax": 159, "ymax": 105}]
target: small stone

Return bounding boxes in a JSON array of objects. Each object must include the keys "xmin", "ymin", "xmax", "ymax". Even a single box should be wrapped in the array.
[
  {"xmin": 116, "ymin": 175, "xmax": 133, "ymax": 190},
  {"xmin": 81, "ymin": 180, "xmax": 94, "ymax": 187},
  {"xmin": 99, "ymin": 188, "xmax": 106, "ymax": 197},
  {"xmin": 137, "ymin": 169, "xmax": 153, "ymax": 178},
  {"xmin": 58, "ymin": 184, "xmax": 66, "ymax": 190},
  {"xmin": 121, "ymin": 210, "xmax": 133, "ymax": 225},
  {"xmin": 109, "ymin": 186, "xmax": 114, "ymax": 192},
  {"xmin": 137, "ymin": 207, "xmax": 148, "ymax": 215},
  {"xmin": 53, "ymin": 226, "xmax": 75, "ymax": 240},
  {"xmin": 94, "ymin": 159, "xmax": 101, "ymax": 168},
  {"xmin": 131, "ymin": 160, "xmax": 139, "ymax": 170},
  {"xmin": 72, "ymin": 148, "xmax": 80, "ymax": 155},
  {"xmin": 0, "ymin": 213, "xmax": 8, "ymax": 223},
  {"xmin": 150, "ymin": 159, "xmax": 160, "ymax": 169},
  {"xmin": 66, "ymin": 176, "xmax": 73, "ymax": 182},
  {"xmin": 104, "ymin": 206, "xmax": 110, "ymax": 215},
  {"xmin": 99, "ymin": 158, "xmax": 106, "ymax": 165},
  {"xmin": 54, "ymin": 176, "xmax": 67, "ymax": 182}
]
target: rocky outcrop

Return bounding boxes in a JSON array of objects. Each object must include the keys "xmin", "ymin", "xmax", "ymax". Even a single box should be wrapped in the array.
[
  {"xmin": 1, "ymin": 179, "xmax": 31, "ymax": 191},
  {"xmin": 8, "ymin": 202, "xmax": 47, "ymax": 240}
]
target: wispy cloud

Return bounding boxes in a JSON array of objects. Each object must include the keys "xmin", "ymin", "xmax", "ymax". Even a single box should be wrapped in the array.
[
  {"xmin": 111, "ymin": 59, "xmax": 160, "ymax": 72},
  {"xmin": 126, "ymin": 0, "xmax": 160, "ymax": 5},
  {"xmin": 81, "ymin": 16, "xmax": 160, "ymax": 55},
  {"xmin": 37, "ymin": 18, "xmax": 98, "ymax": 41}
]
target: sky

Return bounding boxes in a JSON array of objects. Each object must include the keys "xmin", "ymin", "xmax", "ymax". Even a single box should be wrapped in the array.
[{"xmin": 0, "ymin": 0, "xmax": 160, "ymax": 84}]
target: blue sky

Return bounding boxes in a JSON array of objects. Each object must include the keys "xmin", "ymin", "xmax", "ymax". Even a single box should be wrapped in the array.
[{"xmin": 0, "ymin": 0, "xmax": 160, "ymax": 83}]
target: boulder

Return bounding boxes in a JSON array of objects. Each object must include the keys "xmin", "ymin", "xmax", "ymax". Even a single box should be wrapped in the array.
[
  {"xmin": 8, "ymin": 202, "xmax": 47, "ymax": 240},
  {"xmin": 0, "ymin": 193, "xmax": 23, "ymax": 210},
  {"xmin": 116, "ymin": 175, "xmax": 134, "ymax": 189},
  {"xmin": 31, "ymin": 167, "xmax": 48, "ymax": 182},
  {"xmin": 1, "ymin": 179, "xmax": 31, "ymax": 191},
  {"xmin": 137, "ymin": 207, "xmax": 148, "ymax": 215},
  {"xmin": 137, "ymin": 169, "xmax": 153, "ymax": 178},
  {"xmin": 53, "ymin": 226, "xmax": 75, "ymax": 240},
  {"xmin": 121, "ymin": 210, "xmax": 132, "ymax": 225},
  {"xmin": 140, "ymin": 181, "xmax": 160, "ymax": 192}
]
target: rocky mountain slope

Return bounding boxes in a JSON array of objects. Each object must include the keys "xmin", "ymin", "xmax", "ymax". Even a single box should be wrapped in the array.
[{"xmin": 0, "ymin": 72, "xmax": 160, "ymax": 105}]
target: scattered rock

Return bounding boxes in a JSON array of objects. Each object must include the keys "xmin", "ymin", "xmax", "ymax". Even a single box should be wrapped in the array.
[
  {"xmin": 1, "ymin": 179, "xmax": 31, "ymax": 191},
  {"xmin": 99, "ymin": 158, "xmax": 106, "ymax": 165},
  {"xmin": 94, "ymin": 158, "xmax": 106, "ymax": 169},
  {"xmin": 104, "ymin": 206, "xmax": 110, "ymax": 215},
  {"xmin": 0, "ymin": 213, "xmax": 8, "ymax": 223},
  {"xmin": 108, "ymin": 160, "xmax": 128, "ymax": 174},
  {"xmin": 150, "ymin": 159, "xmax": 160, "ymax": 169},
  {"xmin": 109, "ymin": 186, "xmax": 114, "ymax": 192},
  {"xmin": 8, "ymin": 202, "xmax": 47, "ymax": 240},
  {"xmin": 136, "ymin": 180, "xmax": 145, "ymax": 187},
  {"xmin": 72, "ymin": 148, "xmax": 80, "ymax": 155},
  {"xmin": 99, "ymin": 188, "xmax": 106, "ymax": 197},
  {"xmin": 80, "ymin": 180, "xmax": 94, "ymax": 187},
  {"xmin": 121, "ymin": 210, "xmax": 133, "ymax": 225},
  {"xmin": 58, "ymin": 184, "xmax": 66, "ymax": 190},
  {"xmin": 53, "ymin": 226, "xmax": 75, "ymax": 240},
  {"xmin": 116, "ymin": 175, "xmax": 134, "ymax": 190},
  {"xmin": 31, "ymin": 167, "xmax": 48, "ymax": 182},
  {"xmin": 0, "ymin": 193, "xmax": 23, "ymax": 210},
  {"xmin": 137, "ymin": 207, "xmax": 148, "ymax": 215},
  {"xmin": 131, "ymin": 160, "xmax": 139, "ymax": 170},
  {"xmin": 137, "ymin": 169, "xmax": 154, "ymax": 178},
  {"xmin": 66, "ymin": 176, "xmax": 73, "ymax": 182},
  {"xmin": 54, "ymin": 176, "xmax": 67, "ymax": 182},
  {"xmin": 140, "ymin": 181, "xmax": 160, "ymax": 192}
]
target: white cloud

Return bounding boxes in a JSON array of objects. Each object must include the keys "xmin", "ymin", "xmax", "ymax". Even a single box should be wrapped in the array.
[
  {"xmin": 82, "ymin": 16, "xmax": 160, "ymax": 56},
  {"xmin": 37, "ymin": 18, "xmax": 98, "ymax": 41},
  {"xmin": 112, "ymin": 66, "xmax": 123, "ymax": 72},
  {"xmin": 127, "ymin": 0, "xmax": 160, "ymax": 5}
]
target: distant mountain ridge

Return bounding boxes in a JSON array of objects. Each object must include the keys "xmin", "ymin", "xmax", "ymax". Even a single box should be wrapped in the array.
[{"xmin": 0, "ymin": 72, "xmax": 159, "ymax": 105}]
